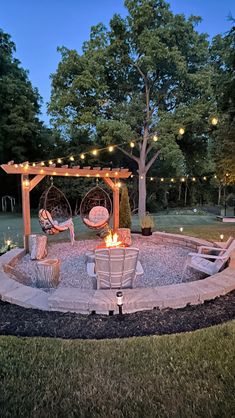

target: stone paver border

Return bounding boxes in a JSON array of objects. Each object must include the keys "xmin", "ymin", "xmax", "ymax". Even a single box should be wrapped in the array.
[{"xmin": 0, "ymin": 232, "xmax": 234, "ymax": 314}]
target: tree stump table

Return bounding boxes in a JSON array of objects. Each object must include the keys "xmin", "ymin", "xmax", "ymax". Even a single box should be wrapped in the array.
[
  {"xmin": 36, "ymin": 259, "xmax": 60, "ymax": 288},
  {"xmin": 29, "ymin": 234, "xmax": 47, "ymax": 260},
  {"xmin": 117, "ymin": 228, "xmax": 132, "ymax": 246}
]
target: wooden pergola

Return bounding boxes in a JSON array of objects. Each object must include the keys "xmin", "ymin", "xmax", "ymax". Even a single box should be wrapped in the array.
[{"xmin": 1, "ymin": 164, "xmax": 132, "ymax": 251}]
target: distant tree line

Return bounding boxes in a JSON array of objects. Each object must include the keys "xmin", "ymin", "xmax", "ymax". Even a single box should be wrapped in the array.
[{"xmin": 0, "ymin": 1, "xmax": 234, "ymax": 214}]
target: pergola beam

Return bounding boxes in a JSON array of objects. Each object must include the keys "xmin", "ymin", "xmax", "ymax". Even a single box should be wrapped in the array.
[
  {"xmin": 29, "ymin": 174, "xmax": 46, "ymax": 192},
  {"xmin": 1, "ymin": 164, "xmax": 131, "ymax": 179}
]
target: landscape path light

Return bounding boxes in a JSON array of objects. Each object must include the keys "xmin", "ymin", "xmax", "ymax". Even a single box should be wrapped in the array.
[{"xmin": 116, "ymin": 291, "xmax": 123, "ymax": 315}]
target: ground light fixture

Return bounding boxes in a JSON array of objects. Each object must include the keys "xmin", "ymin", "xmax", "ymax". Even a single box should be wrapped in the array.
[{"xmin": 116, "ymin": 291, "xmax": 123, "ymax": 315}]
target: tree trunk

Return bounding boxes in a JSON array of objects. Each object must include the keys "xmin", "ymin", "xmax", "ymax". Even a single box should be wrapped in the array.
[
  {"xmin": 36, "ymin": 259, "xmax": 60, "ymax": 288},
  {"xmin": 218, "ymin": 184, "xmax": 222, "ymax": 206},
  {"xmin": 29, "ymin": 234, "xmax": 47, "ymax": 260},
  {"xmin": 184, "ymin": 182, "xmax": 188, "ymax": 206},
  {"xmin": 138, "ymin": 171, "xmax": 146, "ymax": 218}
]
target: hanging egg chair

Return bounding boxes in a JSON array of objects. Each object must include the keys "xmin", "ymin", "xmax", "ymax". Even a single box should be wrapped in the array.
[
  {"xmin": 38, "ymin": 179, "xmax": 74, "ymax": 244},
  {"xmin": 80, "ymin": 185, "xmax": 112, "ymax": 230}
]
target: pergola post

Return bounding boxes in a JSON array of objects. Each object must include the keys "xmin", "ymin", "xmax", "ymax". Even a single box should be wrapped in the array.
[{"xmin": 21, "ymin": 174, "xmax": 31, "ymax": 251}]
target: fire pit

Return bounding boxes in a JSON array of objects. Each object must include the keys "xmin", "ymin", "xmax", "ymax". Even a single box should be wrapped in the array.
[{"xmin": 97, "ymin": 230, "xmax": 125, "ymax": 249}]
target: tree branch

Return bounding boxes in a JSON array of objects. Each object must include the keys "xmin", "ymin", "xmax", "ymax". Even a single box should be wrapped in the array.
[
  {"xmin": 146, "ymin": 149, "xmax": 161, "ymax": 173},
  {"xmin": 117, "ymin": 146, "xmax": 140, "ymax": 164}
]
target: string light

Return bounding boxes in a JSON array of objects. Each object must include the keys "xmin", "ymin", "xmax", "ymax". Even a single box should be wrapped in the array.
[
  {"xmin": 69, "ymin": 156, "xmax": 74, "ymax": 161},
  {"xmin": 181, "ymin": 178, "xmax": 185, "ymax": 182},
  {"xmin": 130, "ymin": 141, "xmax": 135, "ymax": 148},
  {"xmin": 161, "ymin": 178, "xmax": 164, "ymax": 182},
  {"xmin": 32, "ymin": 163, "xmax": 36, "ymax": 167},
  {"xmin": 179, "ymin": 128, "xmax": 185, "ymax": 135},
  {"xmin": 92, "ymin": 149, "xmax": 98, "ymax": 156},
  {"xmin": 214, "ymin": 175, "xmax": 217, "ymax": 179},
  {"xmin": 171, "ymin": 178, "xmax": 174, "ymax": 182},
  {"xmin": 23, "ymin": 179, "xmax": 30, "ymax": 187},
  {"xmin": 150, "ymin": 177, "xmax": 153, "ymax": 181},
  {"xmin": 108, "ymin": 145, "xmax": 114, "ymax": 152},
  {"xmin": 41, "ymin": 162, "xmax": 45, "ymax": 166},
  {"xmin": 203, "ymin": 176, "xmax": 207, "ymax": 180},
  {"xmin": 192, "ymin": 177, "xmax": 196, "ymax": 182},
  {"xmin": 140, "ymin": 175, "xmax": 144, "ymax": 179},
  {"xmin": 57, "ymin": 158, "xmax": 62, "ymax": 164},
  {"xmin": 153, "ymin": 135, "xmax": 158, "ymax": 142},
  {"xmin": 80, "ymin": 154, "xmax": 85, "ymax": 160},
  {"xmin": 211, "ymin": 117, "xmax": 218, "ymax": 126},
  {"xmin": 49, "ymin": 160, "xmax": 53, "ymax": 165},
  {"xmin": 117, "ymin": 181, "xmax": 122, "ymax": 187}
]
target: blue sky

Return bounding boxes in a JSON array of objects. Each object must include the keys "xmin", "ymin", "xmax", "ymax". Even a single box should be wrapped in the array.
[{"xmin": 1, "ymin": 0, "xmax": 234, "ymax": 124}]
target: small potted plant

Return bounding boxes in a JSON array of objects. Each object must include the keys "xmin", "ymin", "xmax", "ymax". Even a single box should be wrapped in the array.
[{"xmin": 140, "ymin": 214, "xmax": 155, "ymax": 236}]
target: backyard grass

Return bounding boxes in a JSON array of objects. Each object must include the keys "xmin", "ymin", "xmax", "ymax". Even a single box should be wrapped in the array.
[
  {"xmin": 0, "ymin": 321, "xmax": 234, "ymax": 417},
  {"xmin": 1, "ymin": 211, "xmax": 235, "ymax": 246}
]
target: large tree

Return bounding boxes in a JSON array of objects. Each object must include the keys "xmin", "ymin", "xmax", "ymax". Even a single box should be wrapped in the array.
[
  {"xmin": 49, "ymin": 0, "xmax": 213, "ymax": 216},
  {"xmin": 0, "ymin": 29, "xmax": 49, "ymax": 164},
  {"xmin": 210, "ymin": 24, "xmax": 235, "ymax": 183}
]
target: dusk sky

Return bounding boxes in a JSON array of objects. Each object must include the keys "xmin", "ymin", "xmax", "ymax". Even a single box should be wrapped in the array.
[{"xmin": 1, "ymin": 0, "xmax": 234, "ymax": 124}]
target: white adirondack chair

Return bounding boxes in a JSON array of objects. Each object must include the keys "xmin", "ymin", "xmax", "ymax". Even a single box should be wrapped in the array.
[
  {"xmin": 183, "ymin": 239, "xmax": 235, "ymax": 276},
  {"xmin": 87, "ymin": 247, "xmax": 143, "ymax": 289},
  {"xmin": 198, "ymin": 236, "xmax": 234, "ymax": 255}
]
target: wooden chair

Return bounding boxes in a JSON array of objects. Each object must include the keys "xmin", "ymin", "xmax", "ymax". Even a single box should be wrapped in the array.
[
  {"xmin": 183, "ymin": 239, "xmax": 235, "ymax": 276},
  {"xmin": 87, "ymin": 247, "xmax": 143, "ymax": 289}
]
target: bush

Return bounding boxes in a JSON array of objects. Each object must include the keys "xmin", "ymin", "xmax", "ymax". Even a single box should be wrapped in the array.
[{"xmin": 119, "ymin": 185, "xmax": 132, "ymax": 229}]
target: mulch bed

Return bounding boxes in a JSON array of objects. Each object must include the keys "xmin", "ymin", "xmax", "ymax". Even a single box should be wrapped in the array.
[{"xmin": 0, "ymin": 290, "xmax": 234, "ymax": 339}]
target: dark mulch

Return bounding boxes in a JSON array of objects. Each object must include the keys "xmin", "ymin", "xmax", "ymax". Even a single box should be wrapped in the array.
[{"xmin": 0, "ymin": 290, "xmax": 235, "ymax": 340}]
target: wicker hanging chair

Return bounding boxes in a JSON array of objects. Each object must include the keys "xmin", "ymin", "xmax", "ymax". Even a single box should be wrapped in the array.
[
  {"xmin": 80, "ymin": 185, "xmax": 112, "ymax": 230},
  {"xmin": 38, "ymin": 179, "xmax": 74, "ymax": 244}
]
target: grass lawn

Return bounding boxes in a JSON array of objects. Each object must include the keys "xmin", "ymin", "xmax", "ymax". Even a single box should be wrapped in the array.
[
  {"xmin": 1, "ymin": 211, "xmax": 235, "ymax": 246},
  {"xmin": 0, "ymin": 321, "xmax": 234, "ymax": 417}
]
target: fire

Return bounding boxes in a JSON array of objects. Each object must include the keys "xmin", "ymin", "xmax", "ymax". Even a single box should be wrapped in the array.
[{"xmin": 104, "ymin": 231, "xmax": 122, "ymax": 248}]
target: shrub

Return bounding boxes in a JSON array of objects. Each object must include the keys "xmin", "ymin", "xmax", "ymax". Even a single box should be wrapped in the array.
[{"xmin": 119, "ymin": 185, "xmax": 132, "ymax": 229}]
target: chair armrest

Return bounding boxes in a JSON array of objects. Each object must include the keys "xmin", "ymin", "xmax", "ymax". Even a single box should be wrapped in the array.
[
  {"xmin": 188, "ymin": 252, "xmax": 227, "ymax": 260},
  {"xmin": 87, "ymin": 262, "xmax": 96, "ymax": 277},
  {"xmin": 198, "ymin": 246, "xmax": 226, "ymax": 254},
  {"xmin": 136, "ymin": 261, "xmax": 144, "ymax": 276}
]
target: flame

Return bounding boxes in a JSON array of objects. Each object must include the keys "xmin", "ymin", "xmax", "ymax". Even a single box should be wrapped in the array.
[{"xmin": 104, "ymin": 231, "xmax": 122, "ymax": 248}]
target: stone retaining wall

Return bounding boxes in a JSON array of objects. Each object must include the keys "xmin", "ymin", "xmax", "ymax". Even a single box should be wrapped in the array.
[{"xmin": 0, "ymin": 233, "xmax": 234, "ymax": 315}]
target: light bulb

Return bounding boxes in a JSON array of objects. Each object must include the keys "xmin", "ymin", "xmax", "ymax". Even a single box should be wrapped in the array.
[
  {"xmin": 41, "ymin": 162, "xmax": 45, "ymax": 166},
  {"xmin": 179, "ymin": 128, "xmax": 185, "ymax": 135},
  {"xmin": 203, "ymin": 176, "xmax": 207, "ymax": 180},
  {"xmin": 160, "ymin": 178, "xmax": 164, "ymax": 182},
  {"xmin": 192, "ymin": 177, "xmax": 196, "ymax": 182},
  {"xmin": 211, "ymin": 117, "xmax": 218, "ymax": 126},
  {"xmin": 57, "ymin": 158, "xmax": 62, "ymax": 164},
  {"xmin": 153, "ymin": 135, "xmax": 158, "ymax": 142},
  {"xmin": 130, "ymin": 141, "xmax": 135, "ymax": 148},
  {"xmin": 108, "ymin": 145, "xmax": 114, "ymax": 152},
  {"xmin": 49, "ymin": 160, "xmax": 53, "ymax": 165},
  {"xmin": 92, "ymin": 149, "xmax": 98, "ymax": 156},
  {"xmin": 69, "ymin": 156, "xmax": 74, "ymax": 161},
  {"xmin": 171, "ymin": 178, "xmax": 174, "ymax": 182},
  {"xmin": 80, "ymin": 154, "xmax": 85, "ymax": 160},
  {"xmin": 150, "ymin": 177, "xmax": 153, "ymax": 181},
  {"xmin": 117, "ymin": 181, "xmax": 121, "ymax": 187},
  {"xmin": 181, "ymin": 178, "xmax": 185, "ymax": 182}
]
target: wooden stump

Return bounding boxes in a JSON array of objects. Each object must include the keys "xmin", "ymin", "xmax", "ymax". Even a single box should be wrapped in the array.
[
  {"xmin": 36, "ymin": 259, "xmax": 60, "ymax": 288},
  {"xmin": 29, "ymin": 234, "xmax": 47, "ymax": 260},
  {"xmin": 117, "ymin": 228, "xmax": 132, "ymax": 246}
]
